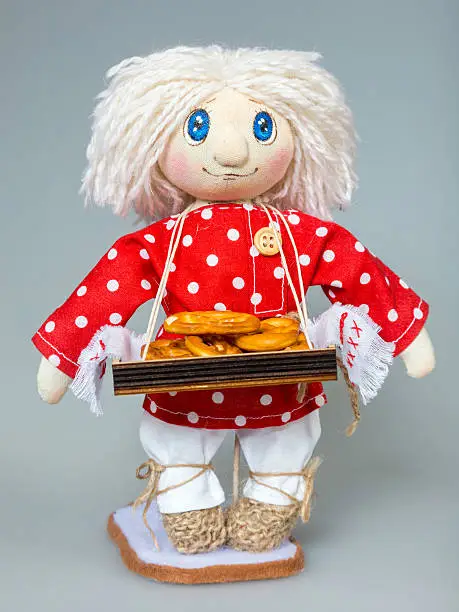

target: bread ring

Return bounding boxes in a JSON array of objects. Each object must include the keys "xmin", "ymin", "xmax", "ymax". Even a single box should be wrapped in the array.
[
  {"xmin": 185, "ymin": 336, "xmax": 242, "ymax": 357},
  {"xmin": 284, "ymin": 333, "xmax": 311, "ymax": 351},
  {"xmin": 142, "ymin": 339, "xmax": 193, "ymax": 360},
  {"xmin": 260, "ymin": 317, "xmax": 300, "ymax": 334},
  {"xmin": 235, "ymin": 330, "xmax": 299, "ymax": 352},
  {"xmin": 164, "ymin": 311, "xmax": 261, "ymax": 335}
]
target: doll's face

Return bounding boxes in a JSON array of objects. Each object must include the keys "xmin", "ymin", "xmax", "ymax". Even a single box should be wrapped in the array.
[{"xmin": 158, "ymin": 88, "xmax": 294, "ymax": 201}]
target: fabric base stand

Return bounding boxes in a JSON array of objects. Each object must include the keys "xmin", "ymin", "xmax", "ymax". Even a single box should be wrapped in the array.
[{"xmin": 108, "ymin": 502, "xmax": 304, "ymax": 584}]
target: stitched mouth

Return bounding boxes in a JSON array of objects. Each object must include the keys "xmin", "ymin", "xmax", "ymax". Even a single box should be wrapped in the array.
[{"xmin": 203, "ymin": 167, "xmax": 259, "ymax": 179}]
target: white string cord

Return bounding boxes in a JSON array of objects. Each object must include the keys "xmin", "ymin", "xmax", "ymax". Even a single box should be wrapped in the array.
[
  {"xmin": 141, "ymin": 203, "xmax": 197, "ymax": 359},
  {"xmin": 258, "ymin": 204, "xmax": 313, "ymax": 347},
  {"xmin": 268, "ymin": 206, "xmax": 309, "ymax": 327}
]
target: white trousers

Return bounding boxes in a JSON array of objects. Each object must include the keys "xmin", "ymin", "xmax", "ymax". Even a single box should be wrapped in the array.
[{"xmin": 139, "ymin": 411, "xmax": 321, "ymax": 514}]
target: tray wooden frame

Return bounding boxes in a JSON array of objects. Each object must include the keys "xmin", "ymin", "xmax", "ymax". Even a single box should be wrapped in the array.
[{"xmin": 113, "ymin": 347, "xmax": 337, "ymax": 396}]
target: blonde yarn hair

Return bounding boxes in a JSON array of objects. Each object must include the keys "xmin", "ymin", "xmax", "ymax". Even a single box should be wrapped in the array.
[{"xmin": 82, "ymin": 45, "xmax": 357, "ymax": 220}]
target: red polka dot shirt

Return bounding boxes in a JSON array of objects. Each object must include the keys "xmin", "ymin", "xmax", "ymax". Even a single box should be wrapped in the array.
[{"xmin": 32, "ymin": 204, "xmax": 429, "ymax": 429}]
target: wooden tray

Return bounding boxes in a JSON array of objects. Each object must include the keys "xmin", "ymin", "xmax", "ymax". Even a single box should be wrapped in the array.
[{"xmin": 113, "ymin": 347, "xmax": 337, "ymax": 395}]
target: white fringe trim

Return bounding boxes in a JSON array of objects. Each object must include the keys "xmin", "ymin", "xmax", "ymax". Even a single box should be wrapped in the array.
[
  {"xmin": 309, "ymin": 303, "xmax": 395, "ymax": 405},
  {"xmin": 70, "ymin": 325, "xmax": 146, "ymax": 416}
]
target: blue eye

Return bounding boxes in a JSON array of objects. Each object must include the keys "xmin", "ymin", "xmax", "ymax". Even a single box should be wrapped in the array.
[
  {"xmin": 185, "ymin": 109, "xmax": 210, "ymax": 144},
  {"xmin": 253, "ymin": 111, "xmax": 276, "ymax": 143}
]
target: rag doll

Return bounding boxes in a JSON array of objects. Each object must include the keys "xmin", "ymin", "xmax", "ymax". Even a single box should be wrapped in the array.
[{"xmin": 34, "ymin": 46, "xmax": 435, "ymax": 556}]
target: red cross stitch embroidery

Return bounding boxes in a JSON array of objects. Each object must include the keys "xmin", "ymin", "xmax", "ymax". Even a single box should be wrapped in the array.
[
  {"xmin": 348, "ymin": 336, "xmax": 359, "ymax": 351},
  {"xmin": 351, "ymin": 320, "xmax": 363, "ymax": 339},
  {"xmin": 347, "ymin": 351, "xmax": 356, "ymax": 368}
]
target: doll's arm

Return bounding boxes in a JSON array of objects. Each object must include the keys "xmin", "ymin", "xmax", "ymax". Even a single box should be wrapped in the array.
[
  {"xmin": 399, "ymin": 326, "xmax": 435, "ymax": 378},
  {"xmin": 309, "ymin": 221, "xmax": 433, "ymax": 368},
  {"xmin": 37, "ymin": 356, "xmax": 72, "ymax": 404},
  {"xmin": 32, "ymin": 230, "xmax": 160, "ymax": 402}
]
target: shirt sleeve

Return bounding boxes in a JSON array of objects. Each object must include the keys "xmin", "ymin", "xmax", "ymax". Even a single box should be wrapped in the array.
[
  {"xmin": 32, "ymin": 232, "xmax": 159, "ymax": 378},
  {"xmin": 310, "ymin": 221, "xmax": 429, "ymax": 357}
]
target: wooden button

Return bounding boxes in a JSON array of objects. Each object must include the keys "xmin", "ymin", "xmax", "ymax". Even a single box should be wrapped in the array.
[{"xmin": 254, "ymin": 227, "xmax": 282, "ymax": 256}]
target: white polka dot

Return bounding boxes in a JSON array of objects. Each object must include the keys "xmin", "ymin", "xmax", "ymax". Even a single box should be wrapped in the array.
[
  {"xmin": 187, "ymin": 282, "xmax": 199, "ymax": 294},
  {"xmin": 206, "ymin": 254, "xmax": 219, "ymax": 267},
  {"xmin": 170, "ymin": 262, "xmax": 176, "ymax": 272},
  {"xmin": 214, "ymin": 302, "xmax": 226, "ymax": 311},
  {"xmin": 388, "ymin": 309, "xmax": 399, "ymax": 322},
  {"xmin": 232, "ymin": 277, "xmax": 245, "ymax": 289},
  {"xmin": 144, "ymin": 234, "xmax": 155, "ymax": 243},
  {"xmin": 243, "ymin": 203, "xmax": 254, "ymax": 211},
  {"xmin": 141, "ymin": 279, "xmax": 152, "ymax": 290},
  {"xmin": 250, "ymin": 245, "xmax": 260, "ymax": 257},
  {"xmin": 75, "ymin": 316, "xmax": 88, "ymax": 328},
  {"xmin": 360, "ymin": 273, "xmax": 371, "ymax": 285},
  {"xmin": 359, "ymin": 304, "xmax": 370, "ymax": 315},
  {"xmin": 281, "ymin": 412, "xmax": 291, "ymax": 423},
  {"xmin": 227, "ymin": 228, "xmax": 240, "ymax": 241},
  {"xmin": 76, "ymin": 286, "xmax": 87, "ymax": 297},
  {"xmin": 288, "ymin": 213, "xmax": 300, "ymax": 225},
  {"xmin": 274, "ymin": 266, "xmax": 285, "ymax": 279},
  {"xmin": 45, "ymin": 321, "xmax": 55, "ymax": 333},
  {"xmin": 168, "ymin": 391, "xmax": 177, "ymax": 397},
  {"xmin": 355, "ymin": 241, "xmax": 365, "ymax": 253},
  {"xmin": 107, "ymin": 248, "xmax": 117, "ymax": 260},
  {"xmin": 201, "ymin": 208, "xmax": 213, "ymax": 220},
  {"xmin": 139, "ymin": 249, "xmax": 149, "ymax": 260},
  {"xmin": 329, "ymin": 290, "xmax": 336, "ymax": 299},
  {"xmin": 260, "ymin": 394, "xmax": 273, "ymax": 406},
  {"xmin": 331, "ymin": 280, "xmax": 343, "ymax": 288},
  {"xmin": 187, "ymin": 411, "xmax": 199, "ymax": 424},
  {"xmin": 299, "ymin": 254, "xmax": 310, "ymax": 266},
  {"xmin": 400, "ymin": 279, "xmax": 409, "ymax": 289},
  {"xmin": 212, "ymin": 392, "xmax": 224, "ymax": 404},
  {"xmin": 413, "ymin": 307, "xmax": 424, "ymax": 320},
  {"xmin": 235, "ymin": 415, "xmax": 247, "ymax": 427},
  {"xmin": 166, "ymin": 219, "xmax": 176, "ymax": 230},
  {"xmin": 323, "ymin": 249, "xmax": 335, "ymax": 262},
  {"xmin": 315, "ymin": 395, "xmax": 325, "ymax": 407},
  {"xmin": 109, "ymin": 313, "xmax": 122, "ymax": 324},
  {"xmin": 251, "ymin": 293, "xmax": 262, "ymax": 306},
  {"xmin": 270, "ymin": 221, "xmax": 281, "ymax": 232},
  {"xmin": 48, "ymin": 354, "xmax": 60, "ymax": 367},
  {"xmin": 182, "ymin": 235, "xmax": 193, "ymax": 247},
  {"xmin": 149, "ymin": 401, "xmax": 157, "ymax": 413},
  {"xmin": 316, "ymin": 226, "xmax": 328, "ymax": 237},
  {"xmin": 107, "ymin": 279, "xmax": 119, "ymax": 292}
]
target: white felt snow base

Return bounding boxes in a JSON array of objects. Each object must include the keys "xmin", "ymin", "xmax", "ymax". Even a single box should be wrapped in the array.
[{"xmin": 108, "ymin": 502, "xmax": 304, "ymax": 584}]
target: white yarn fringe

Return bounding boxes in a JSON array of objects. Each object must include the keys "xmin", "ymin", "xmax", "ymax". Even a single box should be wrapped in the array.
[
  {"xmin": 70, "ymin": 325, "xmax": 146, "ymax": 416},
  {"xmin": 308, "ymin": 303, "xmax": 395, "ymax": 405}
]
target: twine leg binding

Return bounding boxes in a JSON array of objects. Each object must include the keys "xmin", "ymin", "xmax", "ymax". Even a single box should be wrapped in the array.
[
  {"xmin": 248, "ymin": 456, "xmax": 323, "ymax": 523},
  {"xmin": 132, "ymin": 458, "xmax": 214, "ymax": 550},
  {"xmin": 227, "ymin": 457, "xmax": 322, "ymax": 552}
]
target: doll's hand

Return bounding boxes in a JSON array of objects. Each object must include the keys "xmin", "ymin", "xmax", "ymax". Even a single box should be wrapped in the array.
[
  {"xmin": 37, "ymin": 356, "xmax": 72, "ymax": 404},
  {"xmin": 399, "ymin": 327, "xmax": 435, "ymax": 378}
]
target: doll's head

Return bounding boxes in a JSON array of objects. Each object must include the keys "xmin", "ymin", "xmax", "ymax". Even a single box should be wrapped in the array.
[{"xmin": 83, "ymin": 46, "xmax": 356, "ymax": 220}]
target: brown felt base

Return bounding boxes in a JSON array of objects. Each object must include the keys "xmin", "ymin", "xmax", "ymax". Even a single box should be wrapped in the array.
[{"xmin": 107, "ymin": 512, "xmax": 305, "ymax": 584}]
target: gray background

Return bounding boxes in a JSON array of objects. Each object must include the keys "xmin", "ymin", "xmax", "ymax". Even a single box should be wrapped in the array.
[{"xmin": 1, "ymin": 0, "xmax": 458, "ymax": 610}]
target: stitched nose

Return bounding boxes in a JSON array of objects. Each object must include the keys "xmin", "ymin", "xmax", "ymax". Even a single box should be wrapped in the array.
[{"xmin": 212, "ymin": 127, "xmax": 249, "ymax": 167}]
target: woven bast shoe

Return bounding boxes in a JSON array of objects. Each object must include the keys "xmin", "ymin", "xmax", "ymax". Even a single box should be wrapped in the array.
[
  {"xmin": 226, "ymin": 498, "xmax": 299, "ymax": 552},
  {"xmin": 162, "ymin": 506, "xmax": 227, "ymax": 554}
]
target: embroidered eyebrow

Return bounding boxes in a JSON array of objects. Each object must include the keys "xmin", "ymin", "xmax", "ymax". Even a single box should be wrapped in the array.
[{"xmin": 202, "ymin": 97, "xmax": 216, "ymax": 106}]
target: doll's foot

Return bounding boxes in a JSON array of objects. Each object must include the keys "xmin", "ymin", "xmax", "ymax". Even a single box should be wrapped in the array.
[
  {"xmin": 226, "ymin": 498, "xmax": 299, "ymax": 552},
  {"xmin": 162, "ymin": 506, "xmax": 226, "ymax": 554}
]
